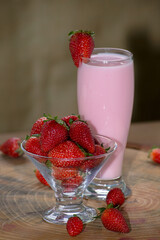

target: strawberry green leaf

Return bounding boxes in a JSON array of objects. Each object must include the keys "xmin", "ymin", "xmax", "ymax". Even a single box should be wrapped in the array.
[
  {"xmin": 148, "ymin": 146, "xmax": 160, "ymax": 158},
  {"xmin": 97, "ymin": 207, "xmax": 106, "ymax": 212},
  {"xmin": 43, "ymin": 113, "xmax": 53, "ymax": 120},
  {"xmin": 68, "ymin": 30, "xmax": 95, "ymax": 38},
  {"xmin": 85, "ymin": 152, "xmax": 93, "ymax": 157},
  {"xmin": 106, "ymin": 203, "xmax": 114, "ymax": 209},
  {"xmin": 15, "ymin": 147, "xmax": 24, "ymax": 156},
  {"xmin": 94, "ymin": 207, "xmax": 106, "ymax": 219},
  {"xmin": 75, "ymin": 143, "xmax": 88, "ymax": 156},
  {"xmin": 45, "ymin": 160, "xmax": 52, "ymax": 169},
  {"xmin": 69, "ymin": 118, "xmax": 74, "ymax": 125},
  {"xmin": 68, "ymin": 31, "xmax": 74, "ymax": 37},
  {"xmin": 43, "ymin": 113, "xmax": 69, "ymax": 130},
  {"xmin": 105, "ymin": 147, "xmax": 110, "ymax": 152},
  {"xmin": 26, "ymin": 135, "xmax": 30, "ymax": 140},
  {"xmin": 55, "ymin": 118, "xmax": 69, "ymax": 130},
  {"xmin": 26, "ymin": 134, "xmax": 40, "ymax": 140},
  {"xmin": 32, "ymin": 134, "xmax": 40, "ymax": 138}
]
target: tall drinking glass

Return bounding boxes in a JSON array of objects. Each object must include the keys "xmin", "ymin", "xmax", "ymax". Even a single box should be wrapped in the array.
[{"xmin": 77, "ymin": 48, "xmax": 134, "ymax": 200}]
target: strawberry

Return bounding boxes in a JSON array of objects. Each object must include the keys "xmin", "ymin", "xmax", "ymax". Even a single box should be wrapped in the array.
[
  {"xmin": 101, "ymin": 207, "xmax": 130, "ymax": 233},
  {"xmin": 40, "ymin": 120, "xmax": 68, "ymax": 152},
  {"xmin": 93, "ymin": 144, "xmax": 106, "ymax": 156},
  {"xmin": 69, "ymin": 120, "xmax": 95, "ymax": 154},
  {"xmin": 30, "ymin": 116, "xmax": 47, "ymax": 135},
  {"xmin": 149, "ymin": 147, "xmax": 160, "ymax": 164},
  {"xmin": 35, "ymin": 169, "xmax": 49, "ymax": 186},
  {"xmin": 0, "ymin": 137, "xmax": 23, "ymax": 158},
  {"xmin": 25, "ymin": 136, "xmax": 47, "ymax": 157},
  {"xmin": 62, "ymin": 175, "xmax": 83, "ymax": 188},
  {"xmin": 106, "ymin": 188, "xmax": 125, "ymax": 207},
  {"xmin": 80, "ymin": 144, "xmax": 106, "ymax": 171},
  {"xmin": 66, "ymin": 216, "xmax": 83, "ymax": 236},
  {"xmin": 48, "ymin": 140, "xmax": 85, "ymax": 167},
  {"xmin": 61, "ymin": 114, "xmax": 79, "ymax": 127},
  {"xmin": 69, "ymin": 30, "xmax": 95, "ymax": 67},
  {"xmin": 52, "ymin": 167, "xmax": 78, "ymax": 180}
]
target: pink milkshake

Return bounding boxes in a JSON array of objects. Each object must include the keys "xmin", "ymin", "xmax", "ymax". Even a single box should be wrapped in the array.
[{"xmin": 77, "ymin": 48, "xmax": 134, "ymax": 198}]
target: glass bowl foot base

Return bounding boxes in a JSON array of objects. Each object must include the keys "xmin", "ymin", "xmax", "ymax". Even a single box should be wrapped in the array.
[
  {"xmin": 43, "ymin": 204, "xmax": 97, "ymax": 224},
  {"xmin": 84, "ymin": 177, "xmax": 131, "ymax": 201}
]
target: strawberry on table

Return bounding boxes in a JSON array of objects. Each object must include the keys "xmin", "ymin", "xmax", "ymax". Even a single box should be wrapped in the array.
[
  {"xmin": 69, "ymin": 30, "xmax": 95, "ymax": 67},
  {"xmin": 35, "ymin": 169, "xmax": 49, "ymax": 186},
  {"xmin": 48, "ymin": 140, "xmax": 85, "ymax": 167},
  {"xmin": 30, "ymin": 116, "xmax": 47, "ymax": 135},
  {"xmin": 40, "ymin": 119, "xmax": 68, "ymax": 152},
  {"xmin": 149, "ymin": 147, "xmax": 160, "ymax": 164},
  {"xmin": 106, "ymin": 188, "xmax": 125, "ymax": 207},
  {"xmin": 69, "ymin": 120, "xmax": 95, "ymax": 154},
  {"xmin": 0, "ymin": 137, "xmax": 23, "ymax": 158},
  {"xmin": 66, "ymin": 216, "xmax": 83, "ymax": 236},
  {"xmin": 100, "ymin": 207, "xmax": 130, "ymax": 233}
]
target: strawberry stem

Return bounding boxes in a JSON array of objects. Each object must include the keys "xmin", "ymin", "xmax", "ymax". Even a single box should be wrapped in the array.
[{"xmin": 68, "ymin": 30, "xmax": 95, "ymax": 38}]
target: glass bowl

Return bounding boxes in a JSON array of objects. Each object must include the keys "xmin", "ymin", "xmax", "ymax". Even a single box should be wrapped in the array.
[{"xmin": 21, "ymin": 134, "xmax": 117, "ymax": 224}]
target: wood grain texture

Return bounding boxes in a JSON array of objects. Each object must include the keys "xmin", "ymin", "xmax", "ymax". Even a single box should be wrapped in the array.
[{"xmin": 0, "ymin": 136, "xmax": 160, "ymax": 239}]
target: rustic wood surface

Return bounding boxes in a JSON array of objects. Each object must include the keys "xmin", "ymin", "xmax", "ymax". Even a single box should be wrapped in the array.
[{"xmin": 0, "ymin": 133, "xmax": 160, "ymax": 240}]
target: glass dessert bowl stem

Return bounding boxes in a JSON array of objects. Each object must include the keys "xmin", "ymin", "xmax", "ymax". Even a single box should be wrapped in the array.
[{"xmin": 43, "ymin": 196, "xmax": 96, "ymax": 224}]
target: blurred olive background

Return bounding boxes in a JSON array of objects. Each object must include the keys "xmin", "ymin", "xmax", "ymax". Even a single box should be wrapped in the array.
[{"xmin": 0, "ymin": 0, "xmax": 160, "ymax": 133}]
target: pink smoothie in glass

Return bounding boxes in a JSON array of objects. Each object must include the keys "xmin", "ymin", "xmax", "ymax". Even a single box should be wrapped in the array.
[{"xmin": 77, "ymin": 49, "xmax": 134, "ymax": 180}]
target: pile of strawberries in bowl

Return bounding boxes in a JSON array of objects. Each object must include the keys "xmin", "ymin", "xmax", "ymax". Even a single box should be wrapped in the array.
[
  {"xmin": 20, "ymin": 113, "xmax": 117, "ymax": 226},
  {"xmin": 22, "ymin": 114, "xmax": 113, "ymax": 183}
]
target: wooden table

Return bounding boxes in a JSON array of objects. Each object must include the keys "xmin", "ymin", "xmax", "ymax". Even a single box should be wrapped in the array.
[
  {"xmin": 128, "ymin": 121, "xmax": 160, "ymax": 147},
  {"xmin": 0, "ymin": 130, "xmax": 160, "ymax": 239}
]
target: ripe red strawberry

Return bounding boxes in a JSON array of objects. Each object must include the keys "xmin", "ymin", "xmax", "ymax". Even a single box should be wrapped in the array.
[
  {"xmin": 80, "ymin": 144, "xmax": 106, "ymax": 171},
  {"xmin": 53, "ymin": 167, "xmax": 78, "ymax": 180},
  {"xmin": 61, "ymin": 115, "xmax": 79, "ymax": 127},
  {"xmin": 106, "ymin": 188, "xmax": 125, "ymax": 207},
  {"xmin": 93, "ymin": 144, "xmax": 106, "ymax": 156},
  {"xmin": 25, "ymin": 136, "xmax": 47, "ymax": 157},
  {"xmin": 40, "ymin": 120, "xmax": 68, "ymax": 152},
  {"xmin": 35, "ymin": 169, "xmax": 49, "ymax": 186},
  {"xmin": 0, "ymin": 137, "xmax": 23, "ymax": 158},
  {"xmin": 69, "ymin": 30, "xmax": 95, "ymax": 67},
  {"xmin": 48, "ymin": 140, "xmax": 85, "ymax": 167},
  {"xmin": 101, "ymin": 208, "xmax": 130, "ymax": 233},
  {"xmin": 69, "ymin": 120, "xmax": 95, "ymax": 154},
  {"xmin": 66, "ymin": 216, "xmax": 83, "ymax": 236},
  {"xmin": 62, "ymin": 175, "xmax": 83, "ymax": 188},
  {"xmin": 30, "ymin": 116, "xmax": 47, "ymax": 135},
  {"xmin": 149, "ymin": 148, "xmax": 160, "ymax": 164}
]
